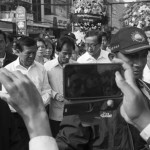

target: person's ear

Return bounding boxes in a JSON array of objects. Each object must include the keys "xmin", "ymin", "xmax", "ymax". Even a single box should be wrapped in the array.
[{"xmin": 108, "ymin": 53, "xmax": 116, "ymax": 61}]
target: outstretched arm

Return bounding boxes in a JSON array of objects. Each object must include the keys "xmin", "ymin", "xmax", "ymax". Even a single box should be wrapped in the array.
[{"xmin": 0, "ymin": 68, "xmax": 58, "ymax": 150}]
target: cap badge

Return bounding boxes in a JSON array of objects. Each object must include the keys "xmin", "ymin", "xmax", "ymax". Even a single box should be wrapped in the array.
[{"xmin": 131, "ymin": 31, "xmax": 145, "ymax": 42}]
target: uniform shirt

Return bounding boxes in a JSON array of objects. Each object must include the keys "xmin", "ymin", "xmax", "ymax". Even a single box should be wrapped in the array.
[
  {"xmin": 44, "ymin": 58, "xmax": 76, "ymax": 121},
  {"xmin": 77, "ymin": 50, "xmax": 111, "ymax": 63},
  {"xmin": 143, "ymin": 64, "xmax": 150, "ymax": 84},
  {"xmin": 3, "ymin": 58, "xmax": 52, "ymax": 112}
]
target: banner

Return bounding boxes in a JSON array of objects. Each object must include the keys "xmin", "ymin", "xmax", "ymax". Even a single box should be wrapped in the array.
[{"xmin": 16, "ymin": 6, "xmax": 27, "ymax": 35}]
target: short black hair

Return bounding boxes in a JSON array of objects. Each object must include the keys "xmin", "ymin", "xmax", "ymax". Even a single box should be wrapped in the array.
[
  {"xmin": 16, "ymin": 36, "xmax": 36, "ymax": 52},
  {"xmin": 35, "ymin": 37, "xmax": 46, "ymax": 47},
  {"xmin": 0, "ymin": 30, "xmax": 6, "ymax": 42},
  {"xmin": 56, "ymin": 36, "xmax": 75, "ymax": 52},
  {"xmin": 85, "ymin": 30, "xmax": 106, "ymax": 44},
  {"xmin": 144, "ymin": 26, "xmax": 150, "ymax": 32}
]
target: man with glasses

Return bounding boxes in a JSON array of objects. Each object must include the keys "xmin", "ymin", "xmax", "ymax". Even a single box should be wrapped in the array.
[{"xmin": 77, "ymin": 30, "xmax": 111, "ymax": 63}]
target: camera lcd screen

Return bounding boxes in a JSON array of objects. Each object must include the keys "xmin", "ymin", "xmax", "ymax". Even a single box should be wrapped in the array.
[{"xmin": 63, "ymin": 63, "xmax": 122, "ymax": 100}]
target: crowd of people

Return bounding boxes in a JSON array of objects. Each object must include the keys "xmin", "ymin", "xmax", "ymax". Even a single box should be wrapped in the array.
[{"xmin": 1, "ymin": 24, "xmax": 150, "ymax": 150}]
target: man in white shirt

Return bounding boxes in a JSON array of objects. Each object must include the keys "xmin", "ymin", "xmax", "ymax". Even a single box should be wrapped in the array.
[
  {"xmin": 3, "ymin": 36, "xmax": 53, "ymax": 149},
  {"xmin": 44, "ymin": 35, "xmax": 76, "ymax": 137},
  {"xmin": 4, "ymin": 36, "xmax": 52, "ymax": 107},
  {"xmin": 77, "ymin": 30, "xmax": 111, "ymax": 63}
]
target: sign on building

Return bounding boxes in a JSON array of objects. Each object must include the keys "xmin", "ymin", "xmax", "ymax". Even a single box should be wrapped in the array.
[{"xmin": 16, "ymin": 6, "xmax": 27, "ymax": 35}]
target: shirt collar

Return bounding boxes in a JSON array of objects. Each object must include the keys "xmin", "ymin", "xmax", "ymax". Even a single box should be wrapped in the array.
[
  {"xmin": 98, "ymin": 50, "xmax": 109, "ymax": 59},
  {"xmin": 86, "ymin": 50, "xmax": 109, "ymax": 61},
  {"xmin": 14, "ymin": 57, "xmax": 35, "ymax": 69},
  {"xmin": 52, "ymin": 57, "xmax": 75, "ymax": 68}
]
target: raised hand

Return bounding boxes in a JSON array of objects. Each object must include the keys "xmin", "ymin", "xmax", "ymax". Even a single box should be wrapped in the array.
[
  {"xmin": 113, "ymin": 58, "xmax": 150, "ymax": 131},
  {"xmin": 0, "ymin": 68, "xmax": 52, "ymax": 138}
]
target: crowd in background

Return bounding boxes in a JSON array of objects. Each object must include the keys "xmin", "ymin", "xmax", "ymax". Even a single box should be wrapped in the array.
[
  {"xmin": 5, "ymin": 31, "xmax": 111, "ymax": 63},
  {"xmin": 1, "ymin": 24, "xmax": 150, "ymax": 150}
]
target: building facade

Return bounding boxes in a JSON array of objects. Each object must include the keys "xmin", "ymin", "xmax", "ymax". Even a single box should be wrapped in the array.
[{"xmin": 0, "ymin": 0, "xmax": 72, "ymax": 37}]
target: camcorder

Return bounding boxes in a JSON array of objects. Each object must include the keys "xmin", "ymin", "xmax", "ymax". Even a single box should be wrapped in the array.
[{"xmin": 63, "ymin": 63, "xmax": 123, "ymax": 123}]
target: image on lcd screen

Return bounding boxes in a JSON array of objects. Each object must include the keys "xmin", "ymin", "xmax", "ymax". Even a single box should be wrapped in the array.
[{"xmin": 63, "ymin": 64, "xmax": 122, "ymax": 100}]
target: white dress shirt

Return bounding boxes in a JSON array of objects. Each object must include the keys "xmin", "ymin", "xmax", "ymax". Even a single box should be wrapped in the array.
[
  {"xmin": 44, "ymin": 58, "xmax": 76, "ymax": 121},
  {"xmin": 77, "ymin": 50, "xmax": 111, "ymax": 63},
  {"xmin": 29, "ymin": 136, "xmax": 58, "ymax": 150},
  {"xmin": 3, "ymin": 58, "xmax": 52, "ymax": 112},
  {"xmin": 143, "ymin": 64, "xmax": 150, "ymax": 84}
]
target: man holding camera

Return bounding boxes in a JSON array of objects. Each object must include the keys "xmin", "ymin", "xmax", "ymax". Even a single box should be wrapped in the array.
[{"xmin": 56, "ymin": 27, "xmax": 150, "ymax": 150}]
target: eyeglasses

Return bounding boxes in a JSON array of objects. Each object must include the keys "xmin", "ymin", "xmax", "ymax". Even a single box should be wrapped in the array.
[{"xmin": 85, "ymin": 43, "xmax": 99, "ymax": 48}]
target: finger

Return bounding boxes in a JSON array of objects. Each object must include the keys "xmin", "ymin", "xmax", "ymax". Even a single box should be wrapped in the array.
[
  {"xmin": 116, "ymin": 72, "xmax": 145, "ymax": 111},
  {"xmin": 112, "ymin": 58, "xmax": 132, "ymax": 72},
  {"xmin": 0, "ymin": 91, "xmax": 10, "ymax": 103},
  {"xmin": 113, "ymin": 58, "xmax": 137, "ymax": 88},
  {"xmin": 12, "ymin": 70, "xmax": 28, "ymax": 82},
  {"xmin": 0, "ymin": 69, "xmax": 17, "ymax": 92},
  {"xmin": 120, "ymin": 105, "xmax": 134, "ymax": 125},
  {"xmin": 115, "ymin": 71, "xmax": 135, "ymax": 97},
  {"xmin": 111, "ymin": 57, "xmax": 124, "ymax": 64},
  {"xmin": 12, "ymin": 71, "xmax": 37, "ymax": 89},
  {"xmin": 0, "ymin": 68, "xmax": 18, "ymax": 81}
]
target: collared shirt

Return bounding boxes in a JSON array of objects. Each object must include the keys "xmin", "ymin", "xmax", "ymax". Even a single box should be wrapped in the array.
[
  {"xmin": 77, "ymin": 50, "xmax": 111, "ymax": 63},
  {"xmin": 3, "ymin": 58, "xmax": 52, "ymax": 112},
  {"xmin": 143, "ymin": 64, "xmax": 150, "ymax": 84},
  {"xmin": 44, "ymin": 58, "xmax": 76, "ymax": 121},
  {"xmin": 29, "ymin": 136, "xmax": 58, "ymax": 150}
]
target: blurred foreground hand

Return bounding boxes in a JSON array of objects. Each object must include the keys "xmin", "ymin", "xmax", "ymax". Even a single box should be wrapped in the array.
[{"xmin": 0, "ymin": 68, "xmax": 52, "ymax": 139}]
